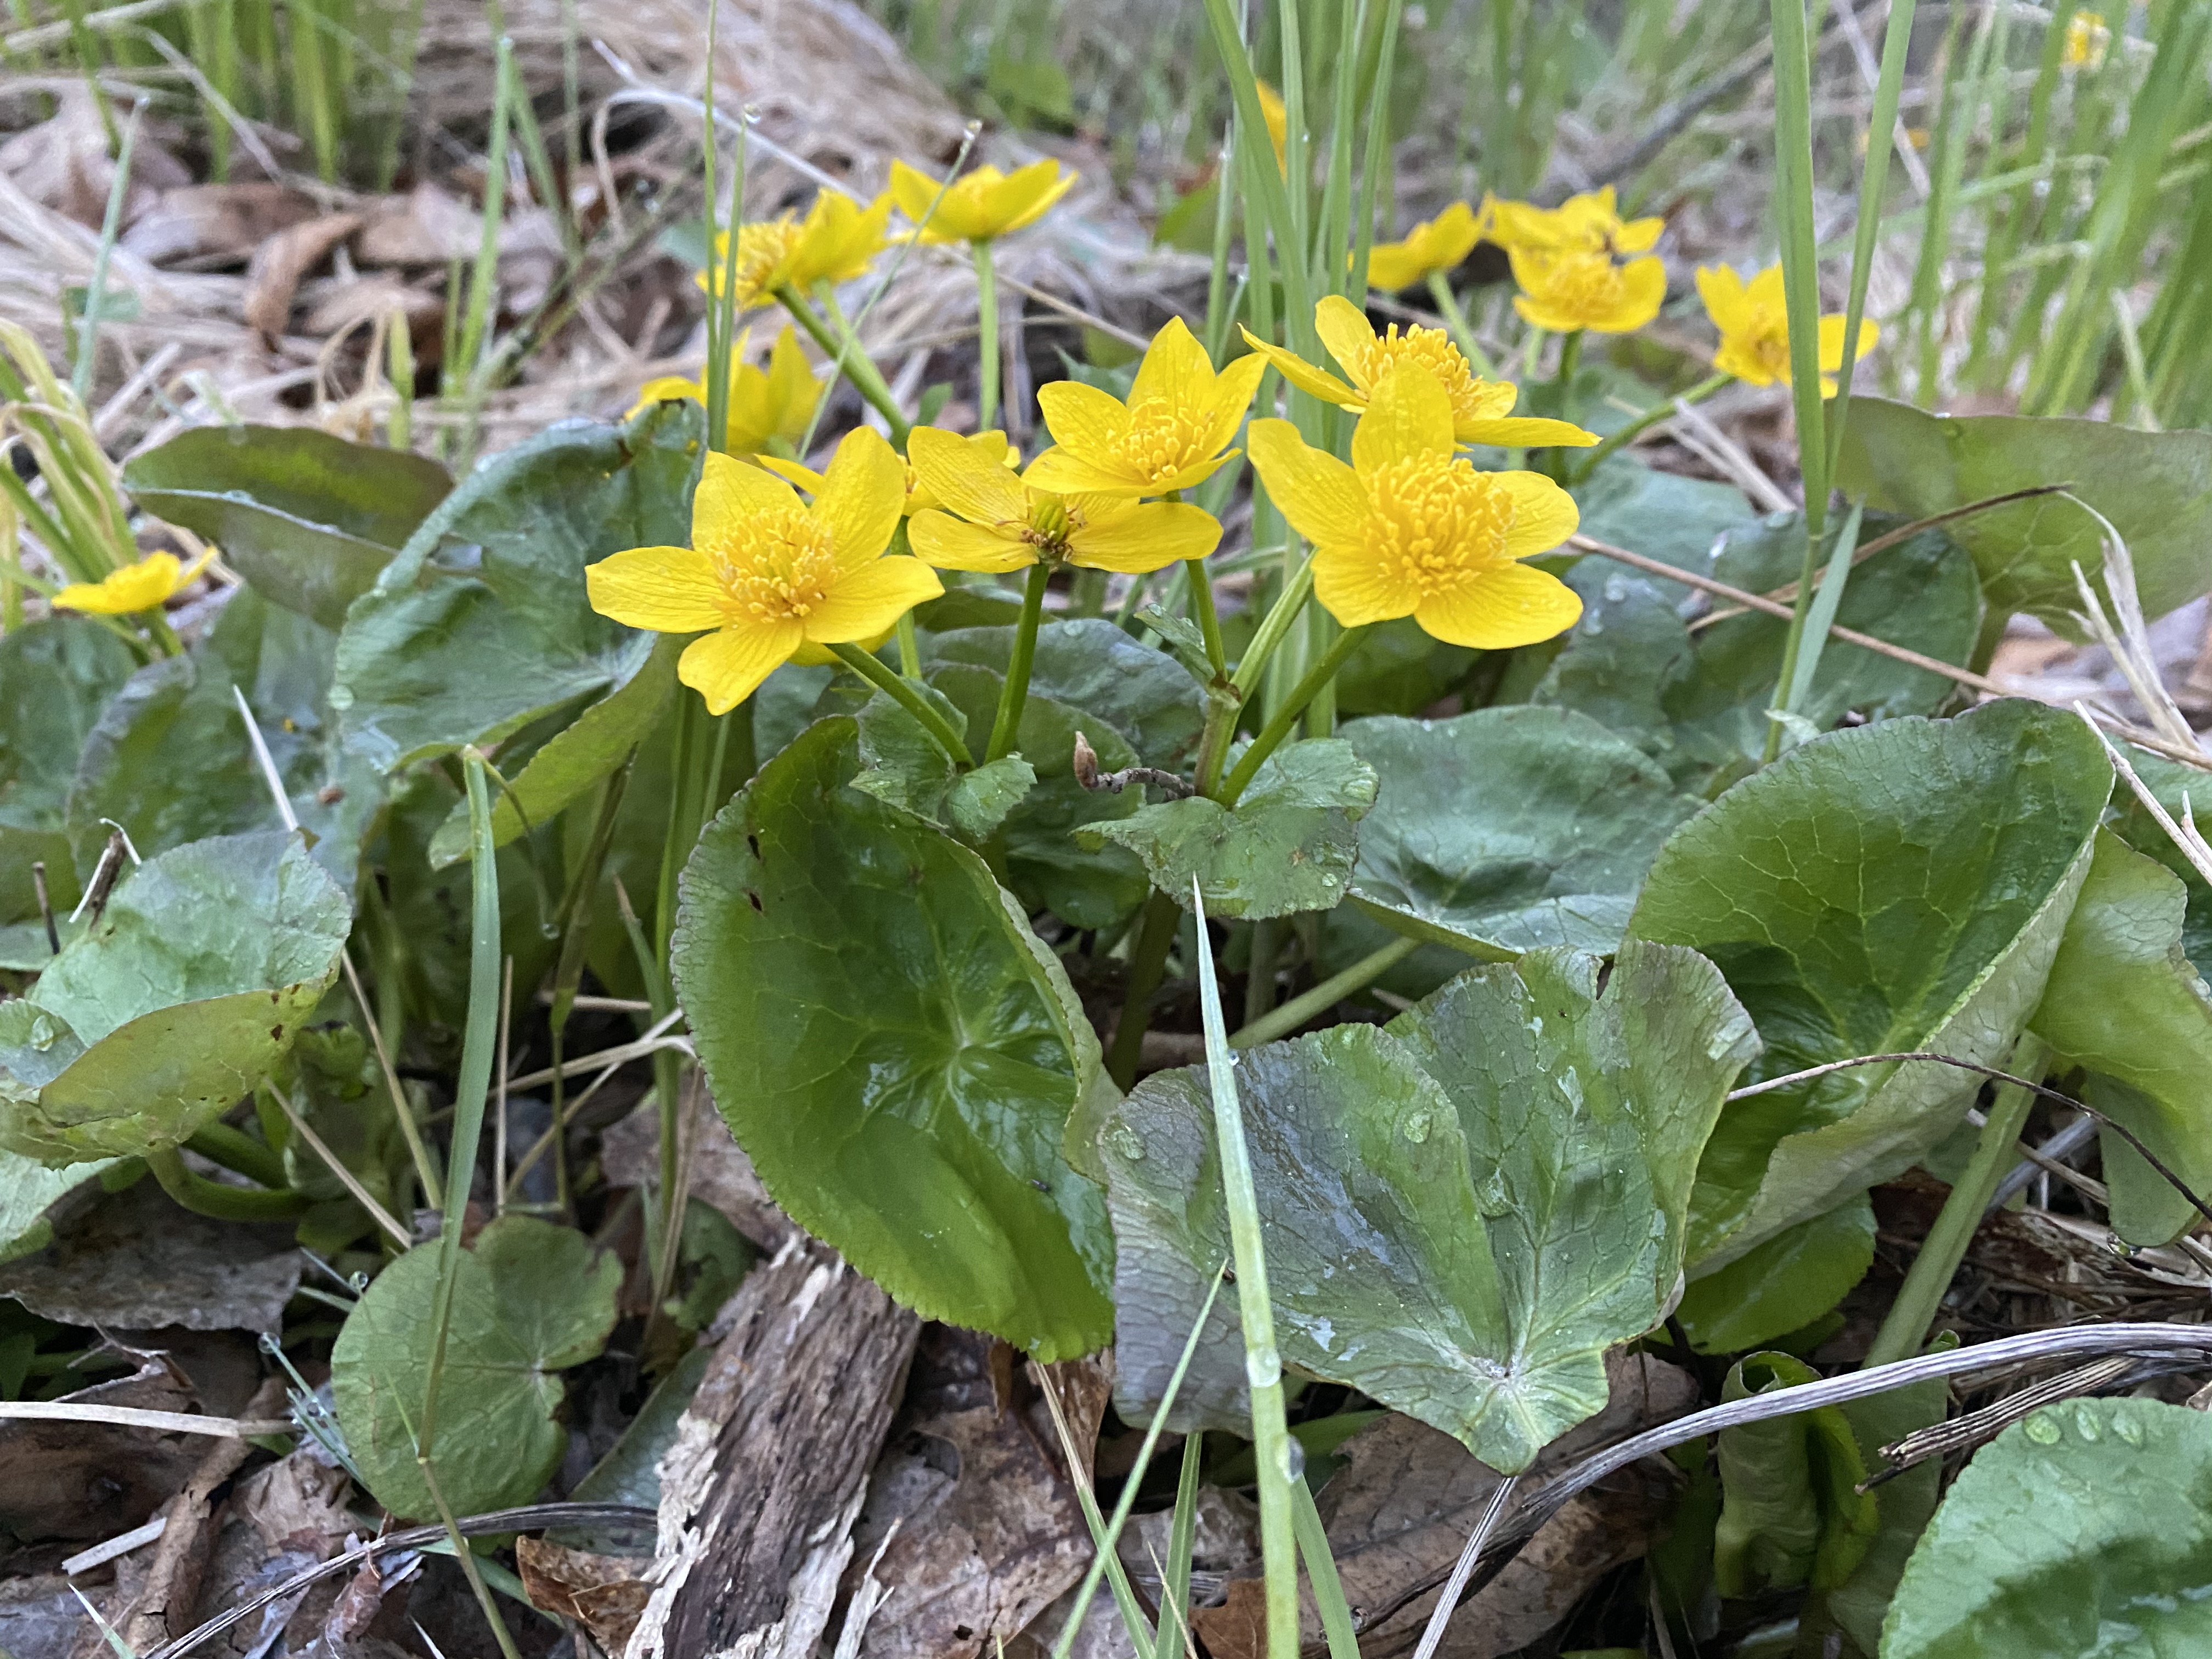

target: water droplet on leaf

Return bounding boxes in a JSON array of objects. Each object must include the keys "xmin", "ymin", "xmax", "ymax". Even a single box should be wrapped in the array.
[
  {"xmin": 1402, "ymin": 1110, "xmax": 1431, "ymax": 1144},
  {"xmin": 1103, "ymin": 1122, "xmax": 1146, "ymax": 1161},
  {"xmin": 2023, "ymin": 1413, "xmax": 2062, "ymax": 1444}
]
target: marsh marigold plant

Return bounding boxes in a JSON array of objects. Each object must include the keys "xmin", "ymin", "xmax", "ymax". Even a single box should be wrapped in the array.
[
  {"xmin": 904, "ymin": 427, "xmax": 1222, "ymax": 575},
  {"xmin": 888, "ymin": 157, "xmax": 1076, "ymax": 244},
  {"xmin": 585, "ymin": 432, "xmax": 940, "ymax": 714},
  {"xmin": 1025, "ymin": 317, "xmax": 1267, "ymax": 498},
  {"xmin": 630, "ymin": 325, "xmax": 824, "ymax": 459},
  {"xmin": 1365, "ymin": 201, "xmax": 1485, "ymax": 292},
  {"xmin": 1696, "ymin": 263, "xmax": 1879, "ymax": 393},
  {"xmin": 54, "ymin": 548, "xmax": 213, "ymax": 614},
  {"xmin": 701, "ymin": 190, "xmax": 894, "ymax": 311},
  {"xmin": 1243, "ymin": 296, "xmax": 1596, "ymax": 449},
  {"xmin": 1246, "ymin": 364, "xmax": 1581, "ymax": 649}
]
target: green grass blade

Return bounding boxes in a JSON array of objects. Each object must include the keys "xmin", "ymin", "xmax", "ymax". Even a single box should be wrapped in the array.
[
  {"xmin": 1822, "ymin": 0, "xmax": 1916, "ymax": 487},
  {"xmin": 1048, "ymin": 1266, "xmax": 1228, "ymax": 1659},
  {"xmin": 1290, "ymin": 1478, "xmax": 1358, "ymax": 1659},
  {"xmin": 1153, "ymin": 1429, "xmax": 1206, "ymax": 1659},
  {"xmin": 1191, "ymin": 877, "xmax": 1299, "ymax": 1659}
]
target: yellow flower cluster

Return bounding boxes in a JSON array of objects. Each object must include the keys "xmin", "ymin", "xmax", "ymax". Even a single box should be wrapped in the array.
[
  {"xmin": 1695, "ymin": 263, "xmax": 1879, "ymax": 394},
  {"xmin": 54, "ymin": 548, "xmax": 214, "ymax": 615}
]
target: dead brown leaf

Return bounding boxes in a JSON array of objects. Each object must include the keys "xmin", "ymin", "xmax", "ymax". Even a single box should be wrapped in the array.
[
  {"xmin": 244, "ymin": 213, "xmax": 364, "ymax": 343},
  {"xmin": 0, "ymin": 1361, "xmax": 209, "ymax": 1542},
  {"xmin": 602, "ymin": 1089, "xmax": 796, "ymax": 1254},
  {"xmin": 0, "ymin": 1181, "xmax": 301, "ymax": 1335},
  {"xmin": 516, "ymin": 1536, "xmax": 653, "ymax": 1654},
  {"xmin": 120, "ymin": 184, "xmax": 322, "ymax": 267},
  {"xmin": 844, "ymin": 1327, "xmax": 1094, "ymax": 1659},
  {"xmin": 354, "ymin": 184, "xmax": 481, "ymax": 267},
  {"xmin": 1190, "ymin": 1353, "xmax": 1699, "ymax": 1659},
  {"xmin": 183, "ymin": 1447, "xmax": 354, "ymax": 1659}
]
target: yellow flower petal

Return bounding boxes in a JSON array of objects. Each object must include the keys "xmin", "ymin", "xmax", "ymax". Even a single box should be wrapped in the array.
[
  {"xmin": 1032, "ymin": 381, "xmax": 1132, "ymax": 474},
  {"xmin": 1602, "ymin": 255, "xmax": 1668, "ymax": 333},
  {"xmin": 1200, "ymin": 351, "xmax": 1270, "ymax": 456},
  {"xmin": 1246, "ymin": 419, "xmax": 1367, "ymax": 546},
  {"xmin": 1695, "ymin": 264, "xmax": 1752, "ymax": 337},
  {"xmin": 53, "ymin": 551, "xmax": 191, "ymax": 615},
  {"xmin": 987, "ymin": 157, "xmax": 1077, "ymax": 236},
  {"xmin": 1238, "ymin": 329, "xmax": 1359, "ymax": 407},
  {"xmin": 909, "ymin": 425, "xmax": 1029, "ymax": 526},
  {"xmin": 680, "ymin": 622, "xmax": 804, "ymax": 715},
  {"xmin": 1130, "ymin": 315, "xmax": 1216, "ymax": 412},
  {"xmin": 586, "ymin": 546, "xmax": 730, "ymax": 634},
  {"xmin": 811, "ymin": 426, "xmax": 907, "ymax": 570},
  {"xmin": 1313, "ymin": 295, "xmax": 1378, "ymax": 379},
  {"xmin": 801, "ymin": 556, "xmax": 943, "ymax": 643},
  {"xmin": 1066, "ymin": 499, "xmax": 1222, "ymax": 574},
  {"xmin": 629, "ymin": 375, "xmax": 704, "ymax": 421},
  {"xmin": 1350, "ymin": 364, "xmax": 1456, "ymax": 476},
  {"xmin": 909, "ymin": 510, "xmax": 1035, "ymax": 573},
  {"xmin": 757, "ymin": 455, "xmax": 827, "ymax": 493},
  {"xmin": 888, "ymin": 159, "xmax": 947, "ymax": 234},
  {"xmin": 696, "ymin": 449, "xmax": 800, "ymax": 539},
  {"xmin": 1312, "ymin": 540, "xmax": 1420, "ymax": 629},
  {"xmin": 1494, "ymin": 471, "xmax": 1580, "ymax": 559},
  {"xmin": 1459, "ymin": 416, "xmax": 1600, "ymax": 449},
  {"xmin": 1017, "ymin": 444, "xmax": 1136, "ymax": 496},
  {"xmin": 1413, "ymin": 562, "xmax": 1582, "ymax": 650},
  {"xmin": 1817, "ymin": 312, "xmax": 1880, "ymax": 373}
]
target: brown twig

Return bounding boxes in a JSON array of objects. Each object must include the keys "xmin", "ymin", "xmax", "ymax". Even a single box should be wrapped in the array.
[
  {"xmin": 1071, "ymin": 731, "xmax": 1196, "ymax": 799},
  {"xmin": 30, "ymin": 858, "xmax": 58, "ymax": 954}
]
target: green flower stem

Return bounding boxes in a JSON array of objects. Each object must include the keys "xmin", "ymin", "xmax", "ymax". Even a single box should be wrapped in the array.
[
  {"xmin": 1105, "ymin": 890, "xmax": 1182, "ymax": 1091},
  {"xmin": 1186, "ymin": 558, "xmax": 1228, "ymax": 680},
  {"xmin": 1555, "ymin": 328, "xmax": 1583, "ymax": 395},
  {"xmin": 776, "ymin": 285, "xmax": 911, "ymax": 445},
  {"xmin": 145, "ymin": 1147, "xmax": 308, "ymax": 1222},
  {"xmin": 896, "ymin": 613, "xmax": 923, "ymax": 678},
  {"xmin": 1229, "ymin": 936, "xmax": 1418, "ymax": 1049},
  {"xmin": 1425, "ymin": 270, "xmax": 1499, "ymax": 378},
  {"xmin": 972, "ymin": 238, "xmax": 1000, "ymax": 432},
  {"xmin": 830, "ymin": 640, "xmax": 975, "ymax": 766},
  {"xmin": 187, "ymin": 1122, "xmax": 290, "ymax": 1190},
  {"xmin": 1566, "ymin": 371, "xmax": 1732, "ymax": 485},
  {"xmin": 987, "ymin": 562, "xmax": 1052, "ymax": 762},
  {"xmin": 1217, "ymin": 625, "xmax": 1369, "ymax": 806},
  {"xmin": 1865, "ymin": 1032, "xmax": 2051, "ymax": 1368},
  {"xmin": 1190, "ymin": 880, "xmax": 1297, "ymax": 1659}
]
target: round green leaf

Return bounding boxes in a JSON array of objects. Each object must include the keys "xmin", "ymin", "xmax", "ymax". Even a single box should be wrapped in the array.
[
  {"xmin": 0, "ymin": 830, "xmax": 350, "ymax": 1163},
  {"xmin": 0, "ymin": 617, "xmax": 137, "ymax": 919},
  {"xmin": 331, "ymin": 401, "xmax": 702, "ymax": 773},
  {"xmin": 330, "ymin": 1214, "xmax": 622, "ymax": 1520},
  {"xmin": 124, "ymin": 425, "xmax": 453, "ymax": 629},
  {"xmin": 1836, "ymin": 396, "xmax": 2212, "ymax": 629},
  {"xmin": 672, "ymin": 716, "xmax": 1114, "ymax": 1359},
  {"xmin": 1628, "ymin": 699, "xmax": 2111, "ymax": 1269},
  {"xmin": 1339, "ymin": 706, "xmax": 1703, "ymax": 957},
  {"xmin": 1883, "ymin": 1398, "xmax": 2212, "ymax": 1658}
]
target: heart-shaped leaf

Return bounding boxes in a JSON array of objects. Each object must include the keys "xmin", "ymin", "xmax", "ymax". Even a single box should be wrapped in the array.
[
  {"xmin": 0, "ymin": 830, "xmax": 351, "ymax": 1163},
  {"xmin": 1627, "ymin": 699, "xmax": 2112, "ymax": 1269},
  {"xmin": 331, "ymin": 402, "xmax": 702, "ymax": 772},
  {"xmin": 1104, "ymin": 944, "xmax": 1756, "ymax": 1472},
  {"xmin": 673, "ymin": 716, "xmax": 1114, "ymax": 1359},
  {"xmin": 2030, "ymin": 828, "xmax": 2212, "ymax": 1245},
  {"xmin": 1835, "ymin": 396, "xmax": 2212, "ymax": 629},
  {"xmin": 0, "ymin": 617, "xmax": 137, "ymax": 919},
  {"xmin": 1082, "ymin": 739, "xmax": 1377, "ymax": 920},
  {"xmin": 1884, "ymin": 1398, "xmax": 2212, "ymax": 1658},
  {"xmin": 1338, "ymin": 705, "xmax": 1702, "ymax": 957},
  {"xmin": 124, "ymin": 425, "xmax": 453, "ymax": 629},
  {"xmin": 330, "ymin": 1214, "xmax": 622, "ymax": 1520}
]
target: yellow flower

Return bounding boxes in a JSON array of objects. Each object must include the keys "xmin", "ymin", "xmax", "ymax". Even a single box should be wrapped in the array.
[
  {"xmin": 585, "ymin": 433, "xmax": 941, "ymax": 714},
  {"xmin": 1256, "ymin": 80, "xmax": 1290, "ymax": 170},
  {"xmin": 905, "ymin": 427, "xmax": 1222, "ymax": 576},
  {"xmin": 699, "ymin": 190, "xmax": 894, "ymax": 310},
  {"xmin": 761, "ymin": 430, "xmax": 1021, "ymax": 517},
  {"xmin": 1244, "ymin": 364, "xmax": 1582, "ymax": 650},
  {"xmin": 629, "ymin": 325, "xmax": 824, "ymax": 457},
  {"xmin": 1024, "ymin": 317, "xmax": 1268, "ymax": 498},
  {"xmin": 888, "ymin": 157, "xmax": 1075, "ymax": 244},
  {"xmin": 1241, "ymin": 296, "xmax": 1596, "ymax": 450},
  {"xmin": 53, "ymin": 548, "xmax": 214, "ymax": 615},
  {"xmin": 1509, "ymin": 246, "xmax": 1667, "ymax": 335},
  {"xmin": 1486, "ymin": 187, "xmax": 1663, "ymax": 258},
  {"xmin": 1365, "ymin": 201, "xmax": 1483, "ymax": 292},
  {"xmin": 2063, "ymin": 10, "xmax": 2108, "ymax": 68},
  {"xmin": 1695, "ymin": 263, "xmax": 1879, "ymax": 394}
]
